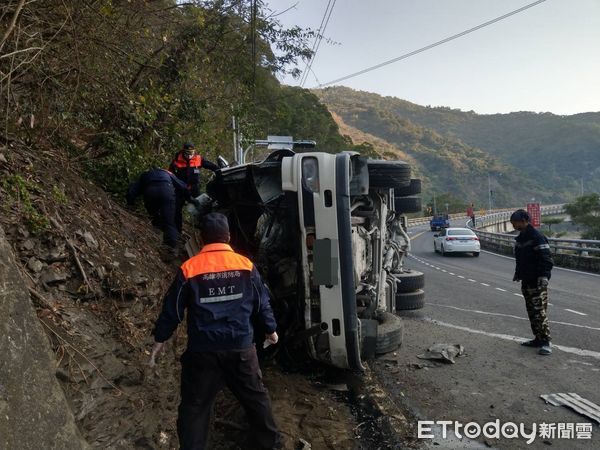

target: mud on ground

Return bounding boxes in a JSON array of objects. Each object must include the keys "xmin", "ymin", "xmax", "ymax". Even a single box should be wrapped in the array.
[{"xmin": 0, "ymin": 141, "xmax": 414, "ymax": 449}]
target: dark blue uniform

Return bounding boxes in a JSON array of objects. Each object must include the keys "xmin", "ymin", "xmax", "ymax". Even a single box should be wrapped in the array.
[
  {"xmin": 126, "ymin": 169, "xmax": 189, "ymax": 248},
  {"xmin": 153, "ymin": 243, "xmax": 280, "ymax": 449}
]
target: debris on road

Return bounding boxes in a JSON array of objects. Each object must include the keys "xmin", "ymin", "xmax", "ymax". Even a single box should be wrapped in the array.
[
  {"xmin": 417, "ymin": 343, "xmax": 465, "ymax": 364},
  {"xmin": 540, "ymin": 393, "xmax": 600, "ymax": 424}
]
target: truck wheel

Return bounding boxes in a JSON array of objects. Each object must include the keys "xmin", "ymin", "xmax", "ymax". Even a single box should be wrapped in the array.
[
  {"xmin": 394, "ymin": 271, "xmax": 424, "ymax": 293},
  {"xmin": 394, "ymin": 196, "xmax": 421, "ymax": 213},
  {"xmin": 395, "ymin": 289, "xmax": 425, "ymax": 311},
  {"xmin": 375, "ymin": 311, "xmax": 404, "ymax": 354},
  {"xmin": 367, "ymin": 160, "xmax": 411, "ymax": 189},
  {"xmin": 394, "ymin": 178, "xmax": 421, "ymax": 196}
]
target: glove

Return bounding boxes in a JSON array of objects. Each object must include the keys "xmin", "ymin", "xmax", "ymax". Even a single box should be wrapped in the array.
[
  {"xmin": 513, "ymin": 274, "xmax": 520, "ymax": 282},
  {"xmin": 537, "ymin": 277, "xmax": 549, "ymax": 288},
  {"xmin": 148, "ymin": 342, "xmax": 165, "ymax": 367},
  {"xmin": 263, "ymin": 331, "xmax": 279, "ymax": 349}
]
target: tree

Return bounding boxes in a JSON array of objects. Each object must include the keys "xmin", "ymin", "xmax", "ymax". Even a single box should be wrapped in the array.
[
  {"xmin": 564, "ymin": 193, "xmax": 600, "ymax": 239},
  {"xmin": 541, "ymin": 217, "xmax": 563, "ymax": 236}
]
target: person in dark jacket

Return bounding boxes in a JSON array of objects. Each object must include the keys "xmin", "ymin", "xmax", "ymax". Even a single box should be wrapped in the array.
[
  {"xmin": 149, "ymin": 213, "xmax": 280, "ymax": 450},
  {"xmin": 510, "ymin": 209, "xmax": 554, "ymax": 355},
  {"xmin": 169, "ymin": 142, "xmax": 219, "ymax": 233},
  {"xmin": 126, "ymin": 168, "xmax": 190, "ymax": 255}
]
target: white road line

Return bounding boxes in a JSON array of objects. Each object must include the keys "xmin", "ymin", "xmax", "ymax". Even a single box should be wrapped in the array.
[
  {"xmin": 480, "ymin": 283, "xmax": 490, "ymax": 287},
  {"xmin": 442, "ymin": 269, "xmax": 447, "ymax": 273},
  {"xmin": 468, "ymin": 279, "xmax": 476, "ymax": 282},
  {"xmin": 513, "ymin": 293, "xmax": 522, "ymax": 297},
  {"xmin": 457, "ymin": 275, "xmax": 465, "ymax": 279},
  {"xmin": 565, "ymin": 309, "xmax": 588, "ymax": 316},
  {"xmin": 425, "ymin": 318, "xmax": 600, "ymax": 361},
  {"xmin": 429, "ymin": 304, "xmax": 600, "ymax": 332},
  {"xmin": 449, "ymin": 272, "xmax": 455, "ymax": 276},
  {"xmin": 495, "ymin": 287, "xmax": 507, "ymax": 292}
]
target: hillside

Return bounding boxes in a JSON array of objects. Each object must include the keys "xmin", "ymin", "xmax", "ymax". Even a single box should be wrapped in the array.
[
  {"xmin": 317, "ymin": 87, "xmax": 600, "ymax": 201},
  {"xmin": 317, "ymin": 88, "xmax": 553, "ymax": 208},
  {"xmin": 0, "ymin": 2, "xmax": 387, "ymax": 447}
]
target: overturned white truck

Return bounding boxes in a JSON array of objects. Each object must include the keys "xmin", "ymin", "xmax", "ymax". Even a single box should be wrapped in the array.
[{"xmin": 192, "ymin": 137, "xmax": 424, "ymax": 370}]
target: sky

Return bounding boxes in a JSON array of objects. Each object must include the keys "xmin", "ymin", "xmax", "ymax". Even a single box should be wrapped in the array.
[{"xmin": 265, "ymin": 0, "xmax": 600, "ymax": 115}]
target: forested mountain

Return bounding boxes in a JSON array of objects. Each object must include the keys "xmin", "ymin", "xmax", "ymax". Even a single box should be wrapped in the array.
[
  {"xmin": 317, "ymin": 88, "xmax": 554, "ymax": 208},
  {"xmin": 317, "ymin": 87, "xmax": 600, "ymax": 205}
]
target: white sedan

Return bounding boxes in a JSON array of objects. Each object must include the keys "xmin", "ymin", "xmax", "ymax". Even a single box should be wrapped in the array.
[{"xmin": 433, "ymin": 227, "xmax": 480, "ymax": 257}]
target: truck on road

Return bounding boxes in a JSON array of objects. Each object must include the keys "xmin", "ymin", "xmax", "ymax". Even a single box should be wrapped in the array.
[{"xmin": 430, "ymin": 214, "xmax": 450, "ymax": 231}]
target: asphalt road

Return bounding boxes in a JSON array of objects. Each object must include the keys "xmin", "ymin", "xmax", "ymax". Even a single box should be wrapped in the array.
[{"xmin": 373, "ymin": 220, "xmax": 600, "ymax": 449}]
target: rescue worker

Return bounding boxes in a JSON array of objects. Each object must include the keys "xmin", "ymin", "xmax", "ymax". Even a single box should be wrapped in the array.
[
  {"xmin": 126, "ymin": 168, "xmax": 190, "ymax": 258},
  {"xmin": 169, "ymin": 142, "xmax": 219, "ymax": 233},
  {"xmin": 510, "ymin": 209, "xmax": 554, "ymax": 355},
  {"xmin": 149, "ymin": 213, "xmax": 281, "ymax": 449}
]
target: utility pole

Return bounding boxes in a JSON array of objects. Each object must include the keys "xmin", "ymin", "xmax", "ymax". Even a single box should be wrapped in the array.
[
  {"xmin": 581, "ymin": 177, "xmax": 584, "ymax": 196},
  {"xmin": 433, "ymin": 192, "xmax": 437, "ymax": 216},
  {"xmin": 488, "ymin": 173, "xmax": 492, "ymax": 213}
]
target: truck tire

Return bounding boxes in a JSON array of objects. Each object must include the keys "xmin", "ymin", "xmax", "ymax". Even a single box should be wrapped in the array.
[
  {"xmin": 367, "ymin": 160, "xmax": 411, "ymax": 189},
  {"xmin": 375, "ymin": 311, "xmax": 404, "ymax": 354},
  {"xmin": 394, "ymin": 271, "xmax": 425, "ymax": 293},
  {"xmin": 394, "ymin": 178, "xmax": 421, "ymax": 196},
  {"xmin": 395, "ymin": 289, "xmax": 425, "ymax": 311},
  {"xmin": 394, "ymin": 196, "xmax": 421, "ymax": 214}
]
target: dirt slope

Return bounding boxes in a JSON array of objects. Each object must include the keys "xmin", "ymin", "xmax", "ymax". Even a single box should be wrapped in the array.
[{"xmin": 0, "ymin": 140, "xmax": 377, "ymax": 449}]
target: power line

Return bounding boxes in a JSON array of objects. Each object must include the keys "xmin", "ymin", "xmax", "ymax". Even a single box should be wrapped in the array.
[
  {"xmin": 299, "ymin": 0, "xmax": 336, "ymax": 87},
  {"xmin": 303, "ymin": 0, "xmax": 336, "ymax": 87},
  {"xmin": 317, "ymin": 0, "xmax": 547, "ymax": 88},
  {"xmin": 299, "ymin": 0, "xmax": 332, "ymax": 86}
]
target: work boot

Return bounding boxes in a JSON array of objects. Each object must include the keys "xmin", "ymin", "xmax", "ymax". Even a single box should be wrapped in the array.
[
  {"xmin": 538, "ymin": 342, "xmax": 552, "ymax": 355},
  {"xmin": 521, "ymin": 338, "xmax": 543, "ymax": 347}
]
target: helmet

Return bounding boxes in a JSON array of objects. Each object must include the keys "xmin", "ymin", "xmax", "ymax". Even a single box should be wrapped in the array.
[{"xmin": 182, "ymin": 142, "xmax": 196, "ymax": 158}]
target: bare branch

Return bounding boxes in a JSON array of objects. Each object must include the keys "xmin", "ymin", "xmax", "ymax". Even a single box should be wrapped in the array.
[{"xmin": 0, "ymin": 0, "xmax": 27, "ymax": 52}]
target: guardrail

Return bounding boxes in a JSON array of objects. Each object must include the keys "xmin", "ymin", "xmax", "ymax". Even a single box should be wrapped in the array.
[
  {"xmin": 474, "ymin": 229, "xmax": 600, "ymax": 257},
  {"xmin": 406, "ymin": 204, "xmax": 600, "ymax": 273},
  {"xmin": 473, "ymin": 204, "xmax": 599, "ymax": 273}
]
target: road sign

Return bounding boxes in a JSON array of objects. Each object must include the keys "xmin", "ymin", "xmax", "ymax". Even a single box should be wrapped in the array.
[{"xmin": 527, "ymin": 202, "xmax": 541, "ymax": 228}]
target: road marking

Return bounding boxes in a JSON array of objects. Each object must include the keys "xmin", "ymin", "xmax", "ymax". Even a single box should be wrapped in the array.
[
  {"xmin": 495, "ymin": 287, "xmax": 507, "ymax": 292},
  {"xmin": 565, "ymin": 309, "xmax": 588, "ymax": 316},
  {"xmin": 449, "ymin": 272, "xmax": 455, "ymax": 276},
  {"xmin": 424, "ymin": 318, "xmax": 600, "ymax": 361},
  {"xmin": 457, "ymin": 275, "xmax": 465, "ymax": 279},
  {"xmin": 429, "ymin": 304, "xmax": 600, "ymax": 332},
  {"xmin": 441, "ymin": 269, "xmax": 447, "ymax": 273},
  {"xmin": 410, "ymin": 231, "xmax": 427, "ymax": 240},
  {"xmin": 480, "ymin": 283, "xmax": 490, "ymax": 286},
  {"xmin": 513, "ymin": 293, "xmax": 522, "ymax": 297},
  {"xmin": 468, "ymin": 279, "xmax": 476, "ymax": 282}
]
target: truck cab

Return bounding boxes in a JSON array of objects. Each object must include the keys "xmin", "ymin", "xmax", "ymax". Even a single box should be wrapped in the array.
[{"xmin": 430, "ymin": 214, "xmax": 450, "ymax": 231}]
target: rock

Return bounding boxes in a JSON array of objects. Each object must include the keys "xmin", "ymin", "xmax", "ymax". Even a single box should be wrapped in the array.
[
  {"xmin": 297, "ymin": 438, "xmax": 312, "ymax": 449},
  {"xmin": 40, "ymin": 268, "xmax": 68, "ymax": 285},
  {"xmin": 27, "ymin": 257, "xmax": 44, "ymax": 273},
  {"xmin": 21, "ymin": 239, "xmax": 35, "ymax": 251},
  {"xmin": 82, "ymin": 231, "xmax": 98, "ymax": 249},
  {"xmin": 124, "ymin": 251, "xmax": 136, "ymax": 259}
]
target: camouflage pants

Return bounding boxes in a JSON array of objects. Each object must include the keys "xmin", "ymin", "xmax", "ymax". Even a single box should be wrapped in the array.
[{"xmin": 521, "ymin": 283, "xmax": 551, "ymax": 342}]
